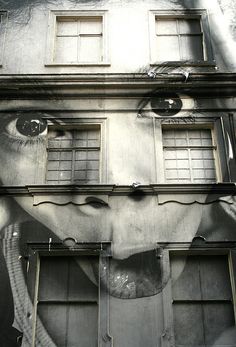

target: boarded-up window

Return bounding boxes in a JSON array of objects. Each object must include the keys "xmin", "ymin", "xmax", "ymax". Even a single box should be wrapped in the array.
[
  {"xmin": 170, "ymin": 254, "xmax": 235, "ymax": 347},
  {"xmin": 162, "ymin": 128, "xmax": 217, "ymax": 183},
  {"xmin": 54, "ymin": 17, "xmax": 103, "ymax": 63},
  {"xmin": 155, "ymin": 17, "xmax": 204, "ymax": 61},
  {"xmin": 46, "ymin": 127, "xmax": 100, "ymax": 184},
  {"xmin": 36, "ymin": 256, "xmax": 98, "ymax": 347}
]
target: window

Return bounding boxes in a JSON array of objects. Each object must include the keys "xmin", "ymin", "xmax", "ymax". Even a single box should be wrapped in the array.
[
  {"xmin": 46, "ymin": 127, "xmax": 100, "ymax": 184},
  {"xmin": 37, "ymin": 256, "xmax": 99, "ymax": 347},
  {"xmin": 149, "ymin": 10, "xmax": 214, "ymax": 65},
  {"xmin": 170, "ymin": 253, "xmax": 235, "ymax": 346},
  {"xmin": 155, "ymin": 18, "xmax": 203, "ymax": 61},
  {"xmin": 45, "ymin": 11, "xmax": 109, "ymax": 66},
  {"xmin": 24, "ymin": 243, "xmax": 111, "ymax": 347},
  {"xmin": 0, "ymin": 11, "xmax": 7, "ymax": 66},
  {"xmin": 162, "ymin": 128, "xmax": 219, "ymax": 183}
]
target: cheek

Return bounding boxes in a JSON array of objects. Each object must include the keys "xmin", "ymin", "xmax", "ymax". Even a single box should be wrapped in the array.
[
  {"xmin": 14, "ymin": 198, "xmax": 111, "ymax": 241},
  {"xmin": 0, "ymin": 144, "xmax": 43, "ymax": 185}
]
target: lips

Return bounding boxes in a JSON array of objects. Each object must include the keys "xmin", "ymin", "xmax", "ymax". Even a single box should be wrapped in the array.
[{"xmin": 99, "ymin": 250, "xmax": 165, "ymax": 299}]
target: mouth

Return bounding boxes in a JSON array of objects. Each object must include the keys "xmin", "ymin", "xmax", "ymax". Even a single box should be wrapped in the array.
[{"xmin": 100, "ymin": 250, "xmax": 166, "ymax": 299}]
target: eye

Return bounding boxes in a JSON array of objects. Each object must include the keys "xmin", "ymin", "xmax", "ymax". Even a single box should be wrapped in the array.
[
  {"xmin": 138, "ymin": 92, "xmax": 194, "ymax": 118},
  {"xmin": 2, "ymin": 113, "xmax": 47, "ymax": 143},
  {"xmin": 85, "ymin": 197, "xmax": 109, "ymax": 209},
  {"xmin": 16, "ymin": 114, "xmax": 47, "ymax": 136}
]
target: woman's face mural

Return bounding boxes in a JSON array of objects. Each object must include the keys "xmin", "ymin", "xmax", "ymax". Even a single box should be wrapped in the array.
[{"xmin": 0, "ymin": 0, "xmax": 236, "ymax": 346}]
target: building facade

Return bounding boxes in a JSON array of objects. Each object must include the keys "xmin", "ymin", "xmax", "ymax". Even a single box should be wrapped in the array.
[{"xmin": 0, "ymin": 0, "xmax": 236, "ymax": 346}]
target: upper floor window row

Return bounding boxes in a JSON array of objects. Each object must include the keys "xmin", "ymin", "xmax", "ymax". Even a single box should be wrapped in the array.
[{"xmin": 43, "ymin": 9, "xmax": 214, "ymax": 67}]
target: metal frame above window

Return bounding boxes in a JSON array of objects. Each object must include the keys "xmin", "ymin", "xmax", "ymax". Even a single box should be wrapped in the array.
[{"xmin": 149, "ymin": 9, "xmax": 215, "ymax": 66}]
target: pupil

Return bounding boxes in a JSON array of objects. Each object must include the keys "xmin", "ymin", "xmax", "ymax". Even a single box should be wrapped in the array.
[
  {"xmin": 16, "ymin": 114, "xmax": 47, "ymax": 136},
  {"xmin": 150, "ymin": 93, "xmax": 183, "ymax": 116}
]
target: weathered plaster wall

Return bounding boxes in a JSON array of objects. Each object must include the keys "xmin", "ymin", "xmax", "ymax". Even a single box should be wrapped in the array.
[{"xmin": 0, "ymin": 0, "xmax": 236, "ymax": 73}]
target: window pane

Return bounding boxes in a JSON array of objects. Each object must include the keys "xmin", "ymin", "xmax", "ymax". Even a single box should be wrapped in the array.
[
  {"xmin": 80, "ymin": 18, "xmax": 102, "ymax": 34},
  {"xmin": 37, "ymin": 303, "xmax": 98, "ymax": 347},
  {"xmin": 155, "ymin": 19, "xmax": 178, "ymax": 35},
  {"xmin": 204, "ymin": 303, "xmax": 235, "ymax": 345},
  {"xmin": 79, "ymin": 36, "xmax": 102, "ymax": 62},
  {"xmin": 55, "ymin": 36, "xmax": 78, "ymax": 63},
  {"xmin": 180, "ymin": 35, "xmax": 204, "ymax": 60},
  {"xmin": 178, "ymin": 19, "xmax": 201, "ymax": 34},
  {"xmin": 155, "ymin": 36, "xmax": 180, "ymax": 61},
  {"xmin": 57, "ymin": 20, "xmax": 78, "ymax": 36},
  {"xmin": 173, "ymin": 303, "xmax": 205, "ymax": 346}
]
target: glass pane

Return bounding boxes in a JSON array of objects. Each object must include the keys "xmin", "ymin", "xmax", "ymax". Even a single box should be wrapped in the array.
[
  {"xmin": 180, "ymin": 35, "xmax": 204, "ymax": 60},
  {"xmin": 171, "ymin": 255, "xmax": 202, "ymax": 300},
  {"xmin": 155, "ymin": 19, "xmax": 178, "ymax": 35},
  {"xmin": 178, "ymin": 19, "xmax": 201, "ymax": 34},
  {"xmin": 87, "ymin": 151, "xmax": 100, "ymax": 160},
  {"xmin": 173, "ymin": 303, "xmax": 205, "ymax": 346},
  {"xmin": 155, "ymin": 36, "xmax": 180, "ymax": 61},
  {"xmin": 46, "ymin": 171, "xmax": 59, "ymax": 181},
  {"xmin": 48, "ymin": 151, "xmax": 60, "ymax": 160},
  {"xmin": 204, "ymin": 303, "xmax": 235, "ymax": 345},
  {"xmin": 39, "ymin": 256, "xmax": 98, "ymax": 301},
  {"xmin": 37, "ymin": 303, "xmax": 98, "ymax": 347},
  {"xmin": 57, "ymin": 20, "xmax": 78, "ymax": 36},
  {"xmin": 80, "ymin": 18, "xmax": 102, "ymax": 34},
  {"xmin": 55, "ymin": 36, "xmax": 78, "ymax": 63},
  {"xmin": 200, "ymin": 256, "xmax": 232, "ymax": 300},
  {"xmin": 79, "ymin": 36, "xmax": 102, "ymax": 62},
  {"xmin": 47, "ymin": 161, "xmax": 60, "ymax": 170}
]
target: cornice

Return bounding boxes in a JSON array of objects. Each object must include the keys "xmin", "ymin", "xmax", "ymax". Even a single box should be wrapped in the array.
[
  {"xmin": 0, "ymin": 73, "xmax": 236, "ymax": 98},
  {"xmin": 0, "ymin": 183, "xmax": 235, "ymax": 196}
]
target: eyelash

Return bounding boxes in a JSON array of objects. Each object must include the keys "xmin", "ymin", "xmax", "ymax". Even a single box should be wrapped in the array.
[{"xmin": 0, "ymin": 114, "xmax": 47, "ymax": 150}]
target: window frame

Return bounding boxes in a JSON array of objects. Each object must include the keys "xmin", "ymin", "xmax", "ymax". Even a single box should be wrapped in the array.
[
  {"xmin": 0, "ymin": 11, "xmax": 7, "ymax": 67},
  {"xmin": 149, "ymin": 9, "xmax": 215, "ymax": 66},
  {"xmin": 23, "ymin": 242, "xmax": 112, "ymax": 347},
  {"xmin": 161, "ymin": 125, "xmax": 221, "ymax": 184},
  {"xmin": 45, "ymin": 10, "xmax": 110, "ymax": 66},
  {"xmin": 154, "ymin": 117, "xmax": 225, "ymax": 184},
  {"xmin": 44, "ymin": 118, "xmax": 107, "ymax": 185},
  {"xmin": 160, "ymin": 242, "xmax": 236, "ymax": 347}
]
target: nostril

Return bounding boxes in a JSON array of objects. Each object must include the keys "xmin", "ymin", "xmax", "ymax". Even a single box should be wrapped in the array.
[{"xmin": 128, "ymin": 189, "xmax": 146, "ymax": 201}]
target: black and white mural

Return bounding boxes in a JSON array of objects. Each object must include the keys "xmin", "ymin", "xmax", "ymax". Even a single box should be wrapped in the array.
[{"xmin": 0, "ymin": 0, "xmax": 236, "ymax": 346}]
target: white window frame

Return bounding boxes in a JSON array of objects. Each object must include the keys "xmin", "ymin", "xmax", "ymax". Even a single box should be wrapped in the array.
[
  {"xmin": 0, "ymin": 11, "xmax": 7, "ymax": 67},
  {"xmin": 161, "ymin": 244, "xmax": 236, "ymax": 347},
  {"xmin": 44, "ymin": 117, "xmax": 107, "ymax": 184},
  {"xmin": 149, "ymin": 9, "xmax": 215, "ymax": 66},
  {"xmin": 153, "ymin": 119, "xmax": 223, "ymax": 184},
  {"xmin": 45, "ymin": 10, "xmax": 110, "ymax": 66},
  {"xmin": 161, "ymin": 125, "xmax": 221, "ymax": 184}
]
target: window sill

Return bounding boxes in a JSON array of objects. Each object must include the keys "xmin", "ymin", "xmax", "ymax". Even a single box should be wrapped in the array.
[
  {"xmin": 150, "ymin": 60, "xmax": 216, "ymax": 67},
  {"xmin": 45, "ymin": 62, "xmax": 111, "ymax": 67}
]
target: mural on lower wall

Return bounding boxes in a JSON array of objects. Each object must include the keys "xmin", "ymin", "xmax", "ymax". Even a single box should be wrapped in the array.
[{"xmin": 0, "ymin": 107, "xmax": 235, "ymax": 346}]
